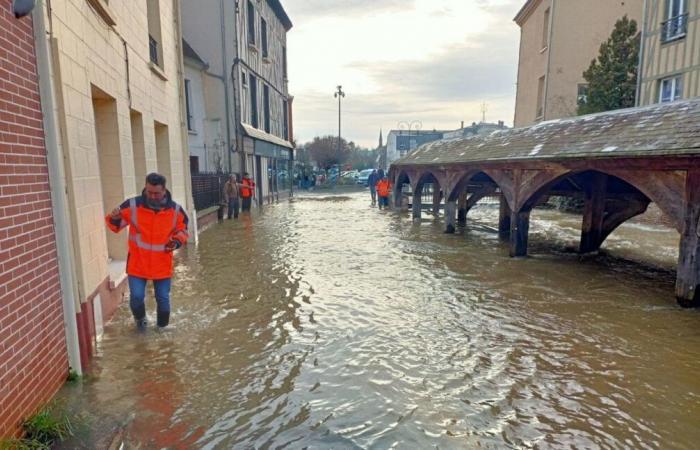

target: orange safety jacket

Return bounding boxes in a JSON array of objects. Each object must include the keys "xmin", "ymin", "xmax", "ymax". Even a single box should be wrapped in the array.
[
  {"xmin": 105, "ymin": 190, "xmax": 189, "ymax": 279},
  {"xmin": 376, "ymin": 179, "xmax": 392, "ymax": 197},
  {"xmin": 241, "ymin": 178, "xmax": 255, "ymax": 198}
]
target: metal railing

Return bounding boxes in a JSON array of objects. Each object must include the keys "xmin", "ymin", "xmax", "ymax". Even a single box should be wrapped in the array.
[
  {"xmin": 149, "ymin": 34, "xmax": 159, "ymax": 65},
  {"xmin": 191, "ymin": 173, "xmax": 228, "ymax": 211},
  {"xmin": 661, "ymin": 13, "xmax": 688, "ymax": 43}
]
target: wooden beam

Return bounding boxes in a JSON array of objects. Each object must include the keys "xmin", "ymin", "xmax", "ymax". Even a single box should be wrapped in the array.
[
  {"xmin": 457, "ymin": 191, "xmax": 467, "ymax": 226},
  {"xmin": 676, "ymin": 169, "xmax": 700, "ymax": 307},
  {"xmin": 499, "ymin": 195, "xmax": 511, "ymax": 240},
  {"xmin": 445, "ymin": 201, "xmax": 457, "ymax": 234},
  {"xmin": 432, "ymin": 186, "xmax": 441, "ymax": 216},
  {"xmin": 580, "ymin": 172, "xmax": 608, "ymax": 254},
  {"xmin": 509, "ymin": 209, "xmax": 530, "ymax": 257},
  {"xmin": 412, "ymin": 190, "xmax": 422, "ymax": 221}
]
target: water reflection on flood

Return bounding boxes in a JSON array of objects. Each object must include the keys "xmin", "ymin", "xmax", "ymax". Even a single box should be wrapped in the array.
[{"xmin": 58, "ymin": 191, "xmax": 700, "ymax": 449}]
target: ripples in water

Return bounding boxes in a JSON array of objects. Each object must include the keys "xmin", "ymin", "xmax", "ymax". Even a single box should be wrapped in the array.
[{"xmin": 57, "ymin": 191, "xmax": 700, "ymax": 449}]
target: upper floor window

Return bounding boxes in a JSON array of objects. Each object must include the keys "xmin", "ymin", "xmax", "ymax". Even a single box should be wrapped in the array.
[
  {"xmin": 261, "ymin": 18, "xmax": 269, "ymax": 58},
  {"xmin": 659, "ymin": 75, "xmax": 683, "ymax": 103},
  {"xmin": 577, "ymin": 84, "xmax": 589, "ymax": 105},
  {"xmin": 536, "ymin": 75, "xmax": 546, "ymax": 119},
  {"xmin": 247, "ymin": 1, "xmax": 256, "ymax": 46},
  {"xmin": 184, "ymin": 79, "xmax": 194, "ymax": 131},
  {"xmin": 282, "ymin": 46, "xmax": 288, "ymax": 79},
  {"xmin": 662, "ymin": 0, "xmax": 688, "ymax": 42},
  {"xmin": 542, "ymin": 7, "xmax": 550, "ymax": 49},
  {"xmin": 147, "ymin": 0, "xmax": 163, "ymax": 68},
  {"xmin": 250, "ymin": 74, "xmax": 259, "ymax": 128}
]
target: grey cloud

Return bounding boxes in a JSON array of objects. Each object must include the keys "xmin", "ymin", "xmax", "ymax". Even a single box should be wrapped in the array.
[
  {"xmin": 351, "ymin": 40, "xmax": 518, "ymax": 102},
  {"xmin": 282, "ymin": 0, "xmax": 410, "ymax": 19}
]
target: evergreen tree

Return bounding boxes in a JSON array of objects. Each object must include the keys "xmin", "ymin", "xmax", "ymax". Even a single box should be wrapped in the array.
[{"xmin": 578, "ymin": 16, "xmax": 640, "ymax": 115}]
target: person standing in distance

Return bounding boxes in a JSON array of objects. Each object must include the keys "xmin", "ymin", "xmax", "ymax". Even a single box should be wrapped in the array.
[
  {"xmin": 240, "ymin": 172, "xmax": 256, "ymax": 212},
  {"xmin": 223, "ymin": 174, "xmax": 244, "ymax": 219},
  {"xmin": 376, "ymin": 174, "xmax": 393, "ymax": 210},
  {"xmin": 367, "ymin": 169, "xmax": 378, "ymax": 206},
  {"xmin": 105, "ymin": 173, "xmax": 189, "ymax": 330}
]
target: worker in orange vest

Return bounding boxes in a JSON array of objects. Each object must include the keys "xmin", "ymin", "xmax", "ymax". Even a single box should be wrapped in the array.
[
  {"xmin": 105, "ymin": 173, "xmax": 189, "ymax": 330},
  {"xmin": 376, "ymin": 174, "xmax": 392, "ymax": 209},
  {"xmin": 240, "ymin": 172, "xmax": 256, "ymax": 212}
]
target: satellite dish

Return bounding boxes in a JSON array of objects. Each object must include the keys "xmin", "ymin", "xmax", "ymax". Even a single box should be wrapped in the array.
[{"xmin": 13, "ymin": 0, "xmax": 36, "ymax": 19}]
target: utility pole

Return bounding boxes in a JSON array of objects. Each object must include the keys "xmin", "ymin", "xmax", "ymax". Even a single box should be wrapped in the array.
[{"xmin": 334, "ymin": 85, "xmax": 345, "ymax": 185}]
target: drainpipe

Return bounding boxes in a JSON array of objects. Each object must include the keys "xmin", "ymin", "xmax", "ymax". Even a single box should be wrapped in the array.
[
  {"xmin": 635, "ymin": 0, "xmax": 649, "ymax": 106},
  {"xmin": 231, "ymin": 1, "xmax": 245, "ymax": 174},
  {"xmin": 543, "ymin": 0, "xmax": 556, "ymax": 120},
  {"xmin": 32, "ymin": 0, "xmax": 82, "ymax": 375},
  {"xmin": 173, "ymin": 0, "xmax": 198, "ymax": 244},
  {"xmin": 220, "ymin": 0, "xmax": 233, "ymax": 174}
]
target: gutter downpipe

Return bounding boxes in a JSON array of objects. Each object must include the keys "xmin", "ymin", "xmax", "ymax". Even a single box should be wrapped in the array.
[
  {"xmin": 173, "ymin": 0, "xmax": 198, "ymax": 243},
  {"xmin": 231, "ymin": 3, "xmax": 245, "ymax": 174},
  {"xmin": 542, "ymin": 0, "xmax": 556, "ymax": 121},
  {"xmin": 635, "ymin": 0, "xmax": 649, "ymax": 106},
  {"xmin": 220, "ymin": 0, "xmax": 233, "ymax": 174},
  {"xmin": 32, "ymin": 0, "xmax": 82, "ymax": 375}
]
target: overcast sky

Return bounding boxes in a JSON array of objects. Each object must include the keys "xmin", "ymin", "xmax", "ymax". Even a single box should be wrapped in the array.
[{"xmin": 282, "ymin": 0, "xmax": 523, "ymax": 148}]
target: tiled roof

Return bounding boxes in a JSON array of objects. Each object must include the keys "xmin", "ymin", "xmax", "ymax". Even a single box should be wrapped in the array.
[{"xmin": 392, "ymin": 99, "xmax": 700, "ymax": 167}]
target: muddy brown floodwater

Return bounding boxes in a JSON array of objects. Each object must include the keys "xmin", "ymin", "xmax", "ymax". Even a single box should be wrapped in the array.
[{"xmin": 57, "ymin": 191, "xmax": 700, "ymax": 449}]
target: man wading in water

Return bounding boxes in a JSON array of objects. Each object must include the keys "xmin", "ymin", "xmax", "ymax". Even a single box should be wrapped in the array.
[{"xmin": 105, "ymin": 173, "xmax": 189, "ymax": 330}]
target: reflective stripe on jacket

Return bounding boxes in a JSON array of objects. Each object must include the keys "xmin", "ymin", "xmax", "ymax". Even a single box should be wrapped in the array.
[
  {"xmin": 240, "ymin": 178, "xmax": 255, "ymax": 198},
  {"xmin": 376, "ymin": 179, "xmax": 392, "ymax": 197},
  {"xmin": 105, "ymin": 191, "xmax": 189, "ymax": 279}
]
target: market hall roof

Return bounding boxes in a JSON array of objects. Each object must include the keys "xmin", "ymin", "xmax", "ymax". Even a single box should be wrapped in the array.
[{"xmin": 392, "ymin": 98, "xmax": 700, "ymax": 167}]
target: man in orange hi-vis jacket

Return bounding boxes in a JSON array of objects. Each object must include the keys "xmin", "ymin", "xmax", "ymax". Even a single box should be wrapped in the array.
[
  {"xmin": 240, "ymin": 172, "xmax": 256, "ymax": 212},
  {"xmin": 105, "ymin": 173, "xmax": 189, "ymax": 330},
  {"xmin": 376, "ymin": 174, "xmax": 392, "ymax": 210}
]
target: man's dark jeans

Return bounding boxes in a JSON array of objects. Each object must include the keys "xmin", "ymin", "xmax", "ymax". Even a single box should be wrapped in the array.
[
  {"xmin": 228, "ymin": 198, "xmax": 240, "ymax": 219},
  {"xmin": 242, "ymin": 196, "xmax": 252, "ymax": 211}
]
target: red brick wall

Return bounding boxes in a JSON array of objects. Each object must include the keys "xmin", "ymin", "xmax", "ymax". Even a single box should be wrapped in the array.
[{"xmin": 0, "ymin": 0, "xmax": 69, "ymax": 438}]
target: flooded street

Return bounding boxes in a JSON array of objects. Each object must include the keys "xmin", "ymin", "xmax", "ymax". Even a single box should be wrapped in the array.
[{"xmin": 59, "ymin": 191, "xmax": 700, "ymax": 449}]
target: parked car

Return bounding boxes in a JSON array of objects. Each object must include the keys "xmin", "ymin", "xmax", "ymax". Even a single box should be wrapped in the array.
[
  {"xmin": 357, "ymin": 169, "xmax": 375, "ymax": 186},
  {"xmin": 341, "ymin": 170, "xmax": 359, "ymax": 180}
]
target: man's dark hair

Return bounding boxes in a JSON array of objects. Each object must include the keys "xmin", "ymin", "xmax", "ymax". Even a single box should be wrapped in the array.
[
  {"xmin": 146, "ymin": 172, "xmax": 166, "ymax": 187},
  {"xmin": 244, "ymin": 172, "xmax": 249, "ymax": 176}
]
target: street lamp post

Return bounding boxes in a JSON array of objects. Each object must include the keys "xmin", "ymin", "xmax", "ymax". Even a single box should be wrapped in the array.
[
  {"xmin": 397, "ymin": 120, "xmax": 423, "ymax": 157},
  {"xmin": 334, "ymin": 85, "xmax": 345, "ymax": 186}
]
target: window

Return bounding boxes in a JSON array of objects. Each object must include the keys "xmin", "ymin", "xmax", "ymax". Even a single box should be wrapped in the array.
[
  {"xmin": 659, "ymin": 75, "xmax": 683, "ymax": 103},
  {"xmin": 147, "ymin": 0, "xmax": 163, "ymax": 68},
  {"xmin": 263, "ymin": 85, "xmax": 270, "ymax": 133},
  {"xmin": 283, "ymin": 99, "xmax": 289, "ymax": 140},
  {"xmin": 250, "ymin": 74, "xmax": 258, "ymax": 128},
  {"xmin": 282, "ymin": 46, "xmax": 288, "ymax": 79},
  {"xmin": 242, "ymin": 69, "xmax": 247, "ymax": 88},
  {"xmin": 542, "ymin": 7, "xmax": 550, "ymax": 49},
  {"xmin": 184, "ymin": 79, "xmax": 194, "ymax": 131},
  {"xmin": 577, "ymin": 84, "xmax": 589, "ymax": 105},
  {"xmin": 662, "ymin": 0, "xmax": 688, "ymax": 42},
  {"xmin": 261, "ymin": 18, "xmax": 268, "ymax": 58},
  {"xmin": 247, "ymin": 1, "xmax": 256, "ymax": 46},
  {"xmin": 536, "ymin": 75, "xmax": 546, "ymax": 119}
]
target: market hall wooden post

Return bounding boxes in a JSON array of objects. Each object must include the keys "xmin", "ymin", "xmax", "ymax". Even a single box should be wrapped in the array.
[
  {"xmin": 444, "ymin": 200, "xmax": 457, "ymax": 233},
  {"xmin": 499, "ymin": 195, "xmax": 511, "ymax": 240},
  {"xmin": 676, "ymin": 169, "xmax": 700, "ymax": 307},
  {"xmin": 580, "ymin": 172, "xmax": 608, "ymax": 254},
  {"xmin": 457, "ymin": 191, "xmax": 467, "ymax": 226}
]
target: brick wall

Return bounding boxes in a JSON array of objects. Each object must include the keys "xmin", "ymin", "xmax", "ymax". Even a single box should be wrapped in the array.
[{"xmin": 0, "ymin": 0, "xmax": 69, "ymax": 437}]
